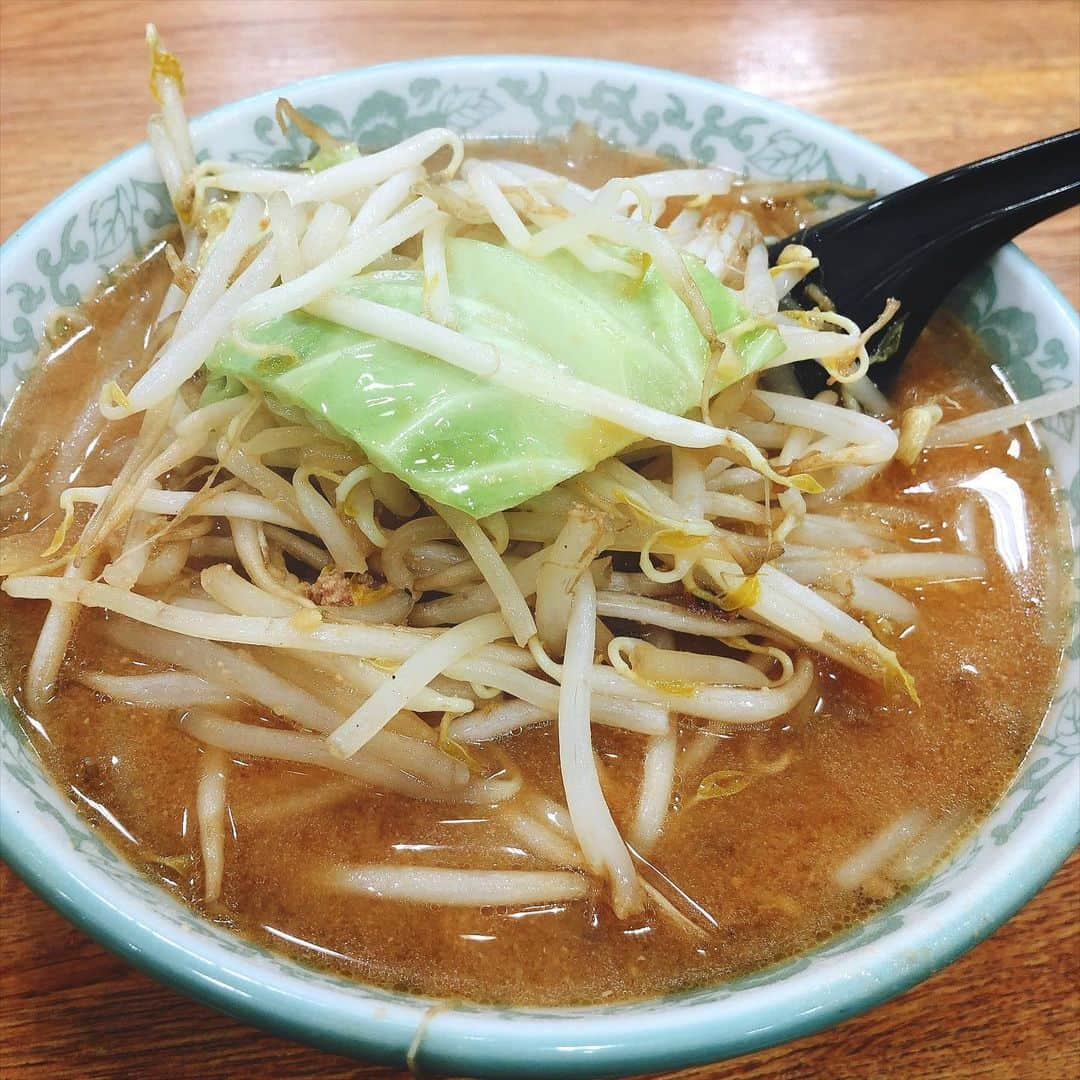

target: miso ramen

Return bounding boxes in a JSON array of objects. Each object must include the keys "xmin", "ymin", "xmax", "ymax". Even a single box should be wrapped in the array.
[{"xmin": 0, "ymin": 27, "xmax": 1074, "ymax": 1006}]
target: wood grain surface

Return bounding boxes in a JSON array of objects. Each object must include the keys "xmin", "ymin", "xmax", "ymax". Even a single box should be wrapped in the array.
[{"xmin": 1, "ymin": 1, "xmax": 1078, "ymax": 1077}]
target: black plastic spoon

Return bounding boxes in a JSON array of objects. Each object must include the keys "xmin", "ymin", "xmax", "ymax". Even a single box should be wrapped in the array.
[{"xmin": 768, "ymin": 128, "xmax": 1080, "ymax": 395}]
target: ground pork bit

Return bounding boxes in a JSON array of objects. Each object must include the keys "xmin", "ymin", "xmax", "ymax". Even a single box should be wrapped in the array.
[{"xmin": 307, "ymin": 567, "xmax": 386, "ymax": 606}]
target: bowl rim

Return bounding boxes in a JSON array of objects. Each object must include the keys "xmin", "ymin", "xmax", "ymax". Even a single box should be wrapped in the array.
[{"xmin": 1, "ymin": 53, "xmax": 1077, "ymax": 1078}]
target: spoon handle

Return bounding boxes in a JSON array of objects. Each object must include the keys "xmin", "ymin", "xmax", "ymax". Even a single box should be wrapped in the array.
[{"xmin": 773, "ymin": 128, "xmax": 1080, "ymax": 392}]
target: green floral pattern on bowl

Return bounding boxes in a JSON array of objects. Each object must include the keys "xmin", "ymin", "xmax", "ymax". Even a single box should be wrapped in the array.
[{"xmin": 1, "ymin": 58, "xmax": 1076, "ymax": 1078}]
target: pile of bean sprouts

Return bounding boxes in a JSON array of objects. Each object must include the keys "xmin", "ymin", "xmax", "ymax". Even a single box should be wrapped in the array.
[{"xmin": 3, "ymin": 27, "xmax": 1076, "ymax": 925}]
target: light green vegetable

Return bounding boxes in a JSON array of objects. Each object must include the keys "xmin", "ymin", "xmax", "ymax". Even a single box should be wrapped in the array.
[
  {"xmin": 205, "ymin": 238, "xmax": 782, "ymax": 517},
  {"xmin": 303, "ymin": 143, "xmax": 361, "ymax": 173}
]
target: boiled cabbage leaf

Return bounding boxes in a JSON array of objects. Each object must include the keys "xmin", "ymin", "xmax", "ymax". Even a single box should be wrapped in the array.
[{"xmin": 205, "ymin": 238, "xmax": 782, "ymax": 518}]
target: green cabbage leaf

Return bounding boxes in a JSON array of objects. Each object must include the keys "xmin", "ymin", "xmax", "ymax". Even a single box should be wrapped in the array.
[{"xmin": 205, "ymin": 238, "xmax": 782, "ymax": 517}]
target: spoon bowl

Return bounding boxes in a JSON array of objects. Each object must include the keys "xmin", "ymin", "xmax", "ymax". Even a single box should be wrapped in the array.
[{"xmin": 769, "ymin": 128, "xmax": 1080, "ymax": 393}]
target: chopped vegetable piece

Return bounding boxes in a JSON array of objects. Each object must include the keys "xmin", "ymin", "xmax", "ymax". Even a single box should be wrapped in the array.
[
  {"xmin": 207, "ymin": 239, "xmax": 782, "ymax": 517},
  {"xmin": 304, "ymin": 143, "xmax": 361, "ymax": 173}
]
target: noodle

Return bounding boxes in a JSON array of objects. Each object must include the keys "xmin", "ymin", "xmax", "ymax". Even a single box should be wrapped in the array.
[
  {"xmin": 79, "ymin": 670, "xmax": 235, "ymax": 709},
  {"xmin": 558, "ymin": 573, "xmax": 642, "ymax": 918},
  {"xmin": 630, "ymin": 732, "xmax": 678, "ymax": 856},
  {"xmin": 181, "ymin": 712, "xmax": 449, "ymax": 801},
  {"xmin": 326, "ymin": 612, "xmax": 510, "ymax": 757},
  {"xmin": 333, "ymin": 866, "xmax": 589, "ymax": 906},
  {"xmin": 435, "ymin": 503, "xmax": 537, "ymax": 647},
  {"xmin": 196, "ymin": 747, "xmax": 228, "ymax": 902}
]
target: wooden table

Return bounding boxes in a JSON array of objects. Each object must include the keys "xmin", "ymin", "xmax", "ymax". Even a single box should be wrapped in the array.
[{"xmin": 1, "ymin": 1, "xmax": 1077, "ymax": 1076}]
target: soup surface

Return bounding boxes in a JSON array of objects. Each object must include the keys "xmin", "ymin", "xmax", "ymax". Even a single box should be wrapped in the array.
[{"xmin": 0, "ymin": 140, "xmax": 1070, "ymax": 1006}]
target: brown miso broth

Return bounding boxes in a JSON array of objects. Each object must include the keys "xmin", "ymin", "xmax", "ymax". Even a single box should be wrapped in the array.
[{"xmin": 0, "ymin": 140, "xmax": 1071, "ymax": 1007}]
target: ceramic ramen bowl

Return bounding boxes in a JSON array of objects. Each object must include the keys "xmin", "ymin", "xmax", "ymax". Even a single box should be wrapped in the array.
[{"xmin": 1, "ymin": 56, "xmax": 1077, "ymax": 1077}]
